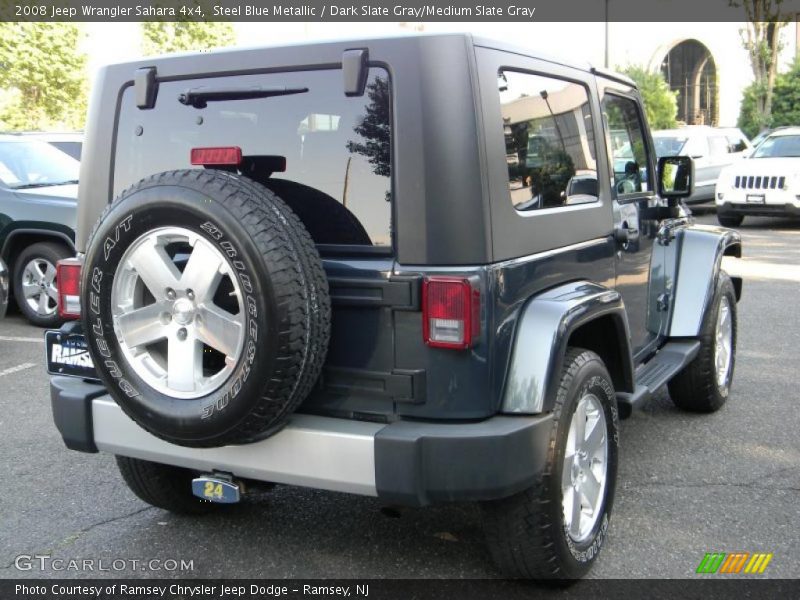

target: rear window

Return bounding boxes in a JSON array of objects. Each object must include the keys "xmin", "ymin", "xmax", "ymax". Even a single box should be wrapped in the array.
[{"xmin": 115, "ymin": 68, "xmax": 392, "ymax": 248}]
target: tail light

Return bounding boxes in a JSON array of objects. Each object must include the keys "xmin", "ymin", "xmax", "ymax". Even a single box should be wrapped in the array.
[
  {"xmin": 422, "ymin": 277, "xmax": 480, "ymax": 349},
  {"xmin": 190, "ymin": 146, "xmax": 242, "ymax": 166},
  {"xmin": 56, "ymin": 258, "xmax": 83, "ymax": 319}
]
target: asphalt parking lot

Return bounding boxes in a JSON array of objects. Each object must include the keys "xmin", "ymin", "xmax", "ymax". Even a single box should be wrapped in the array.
[{"xmin": 1, "ymin": 214, "xmax": 798, "ymax": 580}]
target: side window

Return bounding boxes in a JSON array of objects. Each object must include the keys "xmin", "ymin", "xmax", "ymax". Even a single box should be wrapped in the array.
[
  {"xmin": 602, "ymin": 94, "xmax": 650, "ymax": 196},
  {"xmin": 683, "ymin": 135, "xmax": 709, "ymax": 158},
  {"xmin": 727, "ymin": 135, "xmax": 748, "ymax": 153},
  {"xmin": 709, "ymin": 135, "xmax": 731, "ymax": 156},
  {"xmin": 498, "ymin": 70, "xmax": 599, "ymax": 211}
]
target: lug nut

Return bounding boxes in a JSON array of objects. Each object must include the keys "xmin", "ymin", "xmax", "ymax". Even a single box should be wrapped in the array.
[
  {"xmin": 177, "ymin": 327, "xmax": 187, "ymax": 341},
  {"xmin": 166, "ymin": 288, "xmax": 176, "ymax": 300},
  {"xmin": 187, "ymin": 289, "xmax": 195, "ymax": 300}
]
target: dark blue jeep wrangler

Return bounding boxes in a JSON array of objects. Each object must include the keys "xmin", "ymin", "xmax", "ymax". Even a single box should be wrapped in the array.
[{"xmin": 49, "ymin": 34, "xmax": 741, "ymax": 579}]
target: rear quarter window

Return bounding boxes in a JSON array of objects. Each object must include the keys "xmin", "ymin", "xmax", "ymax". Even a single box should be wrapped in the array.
[
  {"xmin": 497, "ymin": 69, "xmax": 599, "ymax": 211},
  {"xmin": 114, "ymin": 68, "xmax": 392, "ymax": 249}
]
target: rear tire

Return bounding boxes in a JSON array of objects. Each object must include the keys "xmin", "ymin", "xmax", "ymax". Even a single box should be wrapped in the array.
[
  {"xmin": 116, "ymin": 456, "xmax": 220, "ymax": 515},
  {"xmin": 668, "ymin": 272, "xmax": 737, "ymax": 412},
  {"xmin": 82, "ymin": 170, "xmax": 330, "ymax": 447},
  {"xmin": 12, "ymin": 241, "xmax": 72, "ymax": 327},
  {"xmin": 481, "ymin": 349, "xmax": 619, "ymax": 579},
  {"xmin": 717, "ymin": 214, "xmax": 743, "ymax": 227}
]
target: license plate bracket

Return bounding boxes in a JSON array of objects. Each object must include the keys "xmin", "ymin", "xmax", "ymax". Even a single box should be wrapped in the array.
[{"xmin": 45, "ymin": 330, "xmax": 98, "ymax": 380}]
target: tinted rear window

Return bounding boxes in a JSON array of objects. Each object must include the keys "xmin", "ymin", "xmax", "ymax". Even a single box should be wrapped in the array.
[{"xmin": 115, "ymin": 68, "xmax": 392, "ymax": 248}]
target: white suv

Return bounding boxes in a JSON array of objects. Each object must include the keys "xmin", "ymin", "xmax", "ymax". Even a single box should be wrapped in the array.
[{"xmin": 715, "ymin": 127, "xmax": 800, "ymax": 227}]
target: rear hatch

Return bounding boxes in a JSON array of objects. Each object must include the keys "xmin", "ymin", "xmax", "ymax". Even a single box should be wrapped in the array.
[{"xmin": 113, "ymin": 65, "xmax": 428, "ymax": 422}]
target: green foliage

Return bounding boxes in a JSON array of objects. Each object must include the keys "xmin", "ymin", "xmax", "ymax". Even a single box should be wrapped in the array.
[
  {"xmin": 141, "ymin": 17, "xmax": 235, "ymax": 56},
  {"xmin": 738, "ymin": 57, "xmax": 800, "ymax": 137},
  {"xmin": 737, "ymin": 82, "xmax": 763, "ymax": 138},
  {"xmin": 347, "ymin": 76, "xmax": 391, "ymax": 178},
  {"xmin": 619, "ymin": 66, "xmax": 678, "ymax": 130},
  {"xmin": 770, "ymin": 58, "xmax": 800, "ymax": 129},
  {"xmin": 0, "ymin": 23, "xmax": 87, "ymax": 131}
]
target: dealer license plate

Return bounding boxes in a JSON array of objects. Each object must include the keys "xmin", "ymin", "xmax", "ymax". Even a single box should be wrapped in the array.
[{"xmin": 45, "ymin": 330, "xmax": 98, "ymax": 380}]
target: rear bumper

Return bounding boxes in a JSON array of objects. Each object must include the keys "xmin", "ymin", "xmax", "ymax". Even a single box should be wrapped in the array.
[
  {"xmin": 0, "ymin": 258, "xmax": 9, "ymax": 319},
  {"xmin": 51, "ymin": 376, "xmax": 553, "ymax": 507},
  {"xmin": 717, "ymin": 201, "xmax": 800, "ymax": 218}
]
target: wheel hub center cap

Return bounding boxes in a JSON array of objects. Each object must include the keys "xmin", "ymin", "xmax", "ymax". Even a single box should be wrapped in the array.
[{"xmin": 172, "ymin": 297, "xmax": 196, "ymax": 325}]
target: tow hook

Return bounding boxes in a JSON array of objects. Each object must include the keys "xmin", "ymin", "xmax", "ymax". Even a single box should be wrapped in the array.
[{"xmin": 191, "ymin": 472, "xmax": 243, "ymax": 504}]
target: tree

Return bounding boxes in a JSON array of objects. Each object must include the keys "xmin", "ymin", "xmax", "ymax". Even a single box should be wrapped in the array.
[
  {"xmin": 740, "ymin": 56, "xmax": 800, "ymax": 137},
  {"xmin": 731, "ymin": 0, "xmax": 791, "ymax": 132},
  {"xmin": 768, "ymin": 57, "xmax": 800, "ymax": 129},
  {"xmin": 0, "ymin": 23, "xmax": 87, "ymax": 130},
  {"xmin": 737, "ymin": 82, "xmax": 761, "ymax": 139},
  {"xmin": 620, "ymin": 66, "xmax": 678, "ymax": 129},
  {"xmin": 141, "ymin": 16, "xmax": 235, "ymax": 56},
  {"xmin": 347, "ymin": 76, "xmax": 391, "ymax": 179}
]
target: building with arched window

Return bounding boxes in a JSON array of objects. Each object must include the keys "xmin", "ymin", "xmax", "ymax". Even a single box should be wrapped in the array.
[{"xmin": 606, "ymin": 22, "xmax": 798, "ymax": 127}]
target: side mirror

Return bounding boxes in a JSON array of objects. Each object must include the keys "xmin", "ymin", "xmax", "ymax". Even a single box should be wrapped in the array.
[{"xmin": 658, "ymin": 155, "xmax": 694, "ymax": 199}]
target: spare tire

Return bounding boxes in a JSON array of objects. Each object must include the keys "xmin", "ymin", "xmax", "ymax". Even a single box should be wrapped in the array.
[{"xmin": 82, "ymin": 169, "xmax": 330, "ymax": 447}]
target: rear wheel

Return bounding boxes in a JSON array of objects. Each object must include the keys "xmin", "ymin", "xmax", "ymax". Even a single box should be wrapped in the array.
[
  {"xmin": 116, "ymin": 456, "xmax": 221, "ymax": 515},
  {"xmin": 481, "ymin": 349, "xmax": 619, "ymax": 579},
  {"xmin": 12, "ymin": 241, "xmax": 71, "ymax": 327},
  {"xmin": 717, "ymin": 214, "xmax": 743, "ymax": 227}
]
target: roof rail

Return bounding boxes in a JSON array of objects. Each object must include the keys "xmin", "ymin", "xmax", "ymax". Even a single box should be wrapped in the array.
[{"xmin": 590, "ymin": 66, "xmax": 637, "ymax": 89}]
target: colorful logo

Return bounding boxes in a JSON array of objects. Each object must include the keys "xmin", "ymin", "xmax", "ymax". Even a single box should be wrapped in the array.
[{"xmin": 696, "ymin": 552, "xmax": 773, "ymax": 574}]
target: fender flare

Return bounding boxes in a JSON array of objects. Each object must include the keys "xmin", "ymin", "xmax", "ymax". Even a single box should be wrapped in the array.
[
  {"xmin": 669, "ymin": 226, "xmax": 741, "ymax": 338},
  {"xmin": 0, "ymin": 226, "xmax": 76, "ymax": 262},
  {"xmin": 500, "ymin": 281, "xmax": 634, "ymax": 414}
]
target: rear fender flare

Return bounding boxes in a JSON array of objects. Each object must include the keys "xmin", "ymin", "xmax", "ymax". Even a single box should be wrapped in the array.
[{"xmin": 500, "ymin": 281, "xmax": 634, "ymax": 414}]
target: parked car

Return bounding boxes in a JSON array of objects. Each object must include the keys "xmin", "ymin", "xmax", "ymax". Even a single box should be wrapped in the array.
[
  {"xmin": 0, "ymin": 257, "xmax": 8, "ymax": 319},
  {"xmin": 12, "ymin": 132, "xmax": 83, "ymax": 160},
  {"xmin": 48, "ymin": 34, "xmax": 741, "ymax": 580},
  {"xmin": 652, "ymin": 126, "xmax": 752, "ymax": 208},
  {"xmin": 715, "ymin": 126, "xmax": 800, "ymax": 226},
  {"xmin": 0, "ymin": 135, "xmax": 78, "ymax": 326},
  {"xmin": 749, "ymin": 126, "xmax": 795, "ymax": 153}
]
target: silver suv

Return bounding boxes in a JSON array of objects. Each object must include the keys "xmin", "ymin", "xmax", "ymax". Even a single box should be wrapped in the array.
[{"xmin": 653, "ymin": 126, "xmax": 751, "ymax": 208}]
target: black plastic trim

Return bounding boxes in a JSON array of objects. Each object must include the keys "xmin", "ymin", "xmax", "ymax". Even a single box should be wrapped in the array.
[
  {"xmin": 50, "ymin": 376, "xmax": 107, "ymax": 453},
  {"xmin": 374, "ymin": 413, "xmax": 554, "ymax": 506},
  {"xmin": 0, "ymin": 228, "xmax": 76, "ymax": 261},
  {"xmin": 134, "ymin": 67, "xmax": 157, "ymax": 109},
  {"xmin": 322, "ymin": 366, "xmax": 426, "ymax": 404},
  {"xmin": 717, "ymin": 202, "xmax": 800, "ymax": 218},
  {"xmin": 327, "ymin": 275, "xmax": 420, "ymax": 309}
]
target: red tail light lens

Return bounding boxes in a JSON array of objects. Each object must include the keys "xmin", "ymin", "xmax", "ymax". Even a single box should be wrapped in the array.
[
  {"xmin": 56, "ymin": 258, "xmax": 83, "ymax": 319},
  {"xmin": 422, "ymin": 277, "xmax": 480, "ymax": 349},
  {"xmin": 190, "ymin": 146, "xmax": 242, "ymax": 166}
]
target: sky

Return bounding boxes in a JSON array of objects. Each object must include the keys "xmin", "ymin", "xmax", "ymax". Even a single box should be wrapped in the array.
[{"xmin": 82, "ymin": 22, "xmax": 610, "ymax": 83}]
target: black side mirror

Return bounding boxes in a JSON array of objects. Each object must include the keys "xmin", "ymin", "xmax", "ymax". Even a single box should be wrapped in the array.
[{"xmin": 658, "ymin": 155, "xmax": 694, "ymax": 199}]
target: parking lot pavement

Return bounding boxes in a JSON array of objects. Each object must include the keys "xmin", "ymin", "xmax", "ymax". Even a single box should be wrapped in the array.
[{"xmin": 0, "ymin": 215, "xmax": 798, "ymax": 581}]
